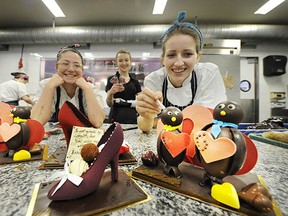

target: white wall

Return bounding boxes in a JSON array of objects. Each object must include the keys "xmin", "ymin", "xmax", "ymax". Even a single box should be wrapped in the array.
[
  {"xmin": 240, "ymin": 43, "xmax": 288, "ymax": 121},
  {"xmin": 1, "ymin": 42, "xmax": 287, "ymax": 122}
]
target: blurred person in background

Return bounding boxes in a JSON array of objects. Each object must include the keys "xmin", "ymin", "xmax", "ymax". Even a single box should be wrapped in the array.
[
  {"xmin": 0, "ymin": 72, "xmax": 34, "ymax": 106},
  {"xmin": 105, "ymin": 49, "xmax": 141, "ymax": 124}
]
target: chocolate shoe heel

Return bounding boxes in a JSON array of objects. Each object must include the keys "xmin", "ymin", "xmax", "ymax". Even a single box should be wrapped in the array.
[
  {"xmin": 58, "ymin": 101, "xmax": 93, "ymax": 146},
  {"xmin": 47, "ymin": 122, "xmax": 123, "ymax": 201},
  {"xmin": 110, "ymin": 152, "xmax": 119, "ymax": 182}
]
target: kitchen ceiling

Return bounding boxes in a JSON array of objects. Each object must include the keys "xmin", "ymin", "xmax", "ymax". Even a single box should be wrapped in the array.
[
  {"xmin": 0, "ymin": 0, "xmax": 287, "ymax": 28},
  {"xmin": 0, "ymin": 0, "xmax": 287, "ymax": 48}
]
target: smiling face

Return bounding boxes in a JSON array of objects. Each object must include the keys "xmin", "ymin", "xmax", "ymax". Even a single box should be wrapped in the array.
[
  {"xmin": 56, "ymin": 51, "xmax": 83, "ymax": 84},
  {"xmin": 116, "ymin": 52, "xmax": 131, "ymax": 74},
  {"xmin": 162, "ymin": 33, "xmax": 201, "ymax": 87}
]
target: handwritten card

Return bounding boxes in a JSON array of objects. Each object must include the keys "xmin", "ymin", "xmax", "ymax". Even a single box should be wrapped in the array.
[{"xmin": 66, "ymin": 126, "xmax": 104, "ymax": 161}]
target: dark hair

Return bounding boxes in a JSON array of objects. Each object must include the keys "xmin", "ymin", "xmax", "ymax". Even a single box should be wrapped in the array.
[
  {"xmin": 57, "ymin": 44, "xmax": 84, "ymax": 65},
  {"xmin": 11, "ymin": 72, "xmax": 29, "ymax": 80}
]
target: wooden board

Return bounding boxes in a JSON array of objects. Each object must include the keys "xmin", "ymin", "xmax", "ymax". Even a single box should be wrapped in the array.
[
  {"xmin": 0, "ymin": 150, "xmax": 43, "ymax": 165},
  {"xmin": 131, "ymin": 162, "xmax": 282, "ymax": 216},
  {"xmin": 27, "ymin": 169, "xmax": 150, "ymax": 216}
]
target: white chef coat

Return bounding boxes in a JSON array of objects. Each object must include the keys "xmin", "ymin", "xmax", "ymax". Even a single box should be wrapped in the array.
[{"xmin": 144, "ymin": 62, "xmax": 227, "ymax": 109}]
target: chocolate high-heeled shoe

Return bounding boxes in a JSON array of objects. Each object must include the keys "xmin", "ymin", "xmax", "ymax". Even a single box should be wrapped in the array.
[
  {"xmin": 47, "ymin": 122, "xmax": 124, "ymax": 200},
  {"xmin": 58, "ymin": 101, "xmax": 94, "ymax": 147}
]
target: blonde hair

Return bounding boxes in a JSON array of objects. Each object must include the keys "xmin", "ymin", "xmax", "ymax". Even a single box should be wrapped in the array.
[
  {"xmin": 116, "ymin": 49, "xmax": 132, "ymax": 61},
  {"xmin": 161, "ymin": 27, "xmax": 202, "ymax": 59}
]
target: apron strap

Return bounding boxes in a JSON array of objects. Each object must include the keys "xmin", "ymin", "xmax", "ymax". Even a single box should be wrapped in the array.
[{"xmin": 161, "ymin": 70, "xmax": 197, "ymax": 111}]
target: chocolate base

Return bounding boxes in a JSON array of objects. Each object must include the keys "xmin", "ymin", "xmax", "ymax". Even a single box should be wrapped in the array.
[
  {"xmin": 39, "ymin": 147, "xmax": 66, "ymax": 169},
  {"xmin": 0, "ymin": 149, "xmax": 43, "ymax": 165},
  {"xmin": 132, "ymin": 162, "xmax": 279, "ymax": 216},
  {"xmin": 29, "ymin": 169, "xmax": 148, "ymax": 215}
]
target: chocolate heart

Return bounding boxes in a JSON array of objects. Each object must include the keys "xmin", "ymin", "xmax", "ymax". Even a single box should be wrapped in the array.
[
  {"xmin": 0, "ymin": 102, "xmax": 13, "ymax": 125},
  {"xmin": 211, "ymin": 182, "xmax": 240, "ymax": 209},
  {"xmin": 238, "ymin": 183, "xmax": 273, "ymax": 212},
  {"xmin": 161, "ymin": 132, "xmax": 190, "ymax": 158},
  {"xmin": 0, "ymin": 122, "xmax": 21, "ymax": 142},
  {"xmin": 194, "ymin": 131, "xmax": 237, "ymax": 163},
  {"xmin": 181, "ymin": 118, "xmax": 194, "ymax": 135},
  {"xmin": 181, "ymin": 104, "xmax": 213, "ymax": 132},
  {"xmin": 186, "ymin": 132, "xmax": 196, "ymax": 158}
]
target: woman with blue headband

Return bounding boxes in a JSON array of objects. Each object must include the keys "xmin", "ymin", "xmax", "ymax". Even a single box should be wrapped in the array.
[
  {"xmin": 136, "ymin": 11, "xmax": 227, "ymax": 132},
  {"xmin": 31, "ymin": 44, "xmax": 105, "ymax": 127}
]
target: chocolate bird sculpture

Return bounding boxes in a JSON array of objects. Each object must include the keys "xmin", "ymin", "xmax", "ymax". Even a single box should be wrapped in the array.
[
  {"xmin": 194, "ymin": 101, "xmax": 247, "ymax": 186},
  {"xmin": 0, "ymin": 105, "xmax": 44, "ymax": 158},
  {"xmin": 5, "ymin": 106, "xmax": 31, "ymax": 157},
  {"xmin": 157, "ymin": 106, "xmax": 190, "ymax": 178}
]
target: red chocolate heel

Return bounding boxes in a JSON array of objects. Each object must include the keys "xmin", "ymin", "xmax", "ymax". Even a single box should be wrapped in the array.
[
  {"xmin": 58, "ymin": 101, "xmax": 93, "ymax": 147},
  {"xmin": 47, "ymin": 122, "xmax": 124, "ymax": 200}
]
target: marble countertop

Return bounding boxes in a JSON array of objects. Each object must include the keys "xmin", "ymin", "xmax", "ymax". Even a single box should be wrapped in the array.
[{"xmin": 0, "ymin": 124, "xmax": 287, "ymax": 216}]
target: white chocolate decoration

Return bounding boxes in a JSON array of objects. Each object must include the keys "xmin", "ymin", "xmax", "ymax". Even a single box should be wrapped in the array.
[{"xmin": 69, "ymin": 158, "xmax": 89, "ymax": 176}]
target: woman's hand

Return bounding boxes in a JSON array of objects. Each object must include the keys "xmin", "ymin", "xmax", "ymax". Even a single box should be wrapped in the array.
[
  {"xmin": 136, "ymin": 87, "xmax": 162, "ymax": 120},
  {"xmin": 109, "ymin": 83, "xmax": 125, "ymax": 95},
  {"xmin": 105, "ymin": 83, "xmax": 125, "ymax": 107},
  {"xmin": 75, "ymin": 77, "xmax": 91, "ymax": 91},
  {"xmin": 47, "ymin": 74, "xmax": 64, "ymax": 89}
]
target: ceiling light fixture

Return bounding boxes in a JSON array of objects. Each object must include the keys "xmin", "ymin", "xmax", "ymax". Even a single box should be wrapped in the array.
[
  {"xmin": 31, "ymin": 53, "xmax": 43, "ymax": 58},
  {"xmin": 84, "ymin": 53, "xmax": 94, "ymax": 58},
  {"xmin": 152, "ymin": 0, "xmax": 168, "ymax": 14},
  {"xmin": 254, "ymin": 0, "xmax": 286, "ymax": 15},
  {"xmin": 42, "ymin": 0, "xmax": 65, "ymax": 17}
]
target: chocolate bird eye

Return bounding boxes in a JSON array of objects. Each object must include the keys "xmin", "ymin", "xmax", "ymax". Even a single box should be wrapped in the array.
[
  {"xmin": 167, "ymin": 111, "xmax": 172, "ymax": 115},
  {"xmin": 218, "ymin": 104, "xmax": 225, "ymax": 109},
  {"xmin": 227, "ymin": 104, "xmax": 236, "ymax": 110},
  {"xmin": 175, "ymin": 111, "xmax": 180, "ymax": 115}
]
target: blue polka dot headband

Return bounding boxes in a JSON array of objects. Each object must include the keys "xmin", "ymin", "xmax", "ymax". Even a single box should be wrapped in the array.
[{"xmin": 159, "ymin": 11, "xmax": 203, "ymax": 50}]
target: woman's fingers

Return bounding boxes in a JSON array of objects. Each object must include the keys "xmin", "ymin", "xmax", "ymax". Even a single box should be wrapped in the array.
[{"xmin": 136, "ymin": 90, "xmax": 161, "ymax": 115}]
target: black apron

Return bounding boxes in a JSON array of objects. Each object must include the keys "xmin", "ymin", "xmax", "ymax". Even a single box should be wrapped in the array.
[
  {"xmin": 162, "ymin": 71, "xmax": 197, "ymax": 111},
  {"xmin": 106, "ymin": 72, "xmax": 141, "ymax": 124},
  {"xmin": 49, "ymin": 87, "xmax": 85, "ymax": 122},
  {"xmin": 4, "ymin": 100, "xmax": 19, "ymax": 106}
]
